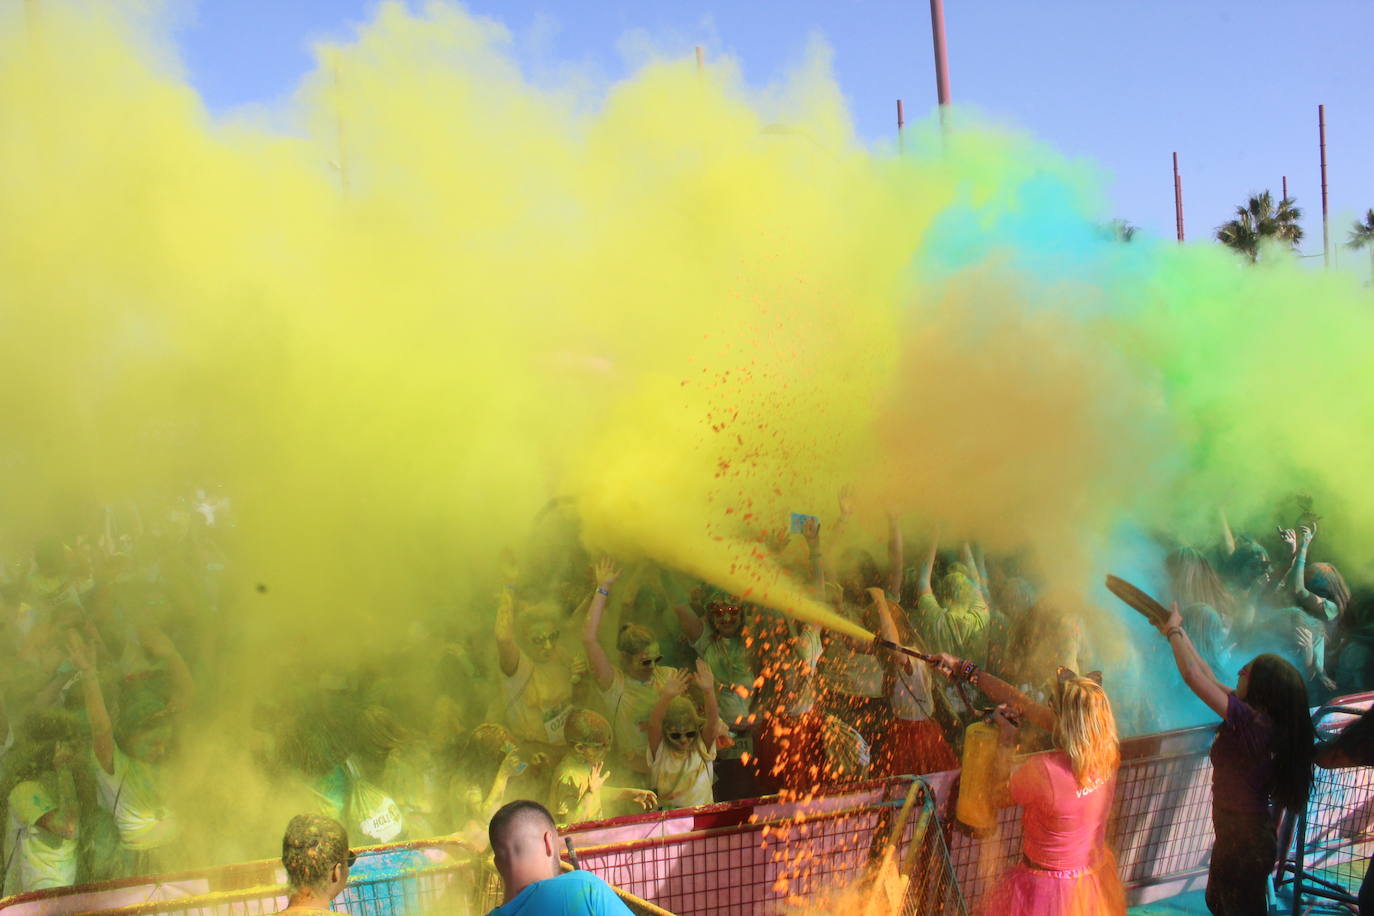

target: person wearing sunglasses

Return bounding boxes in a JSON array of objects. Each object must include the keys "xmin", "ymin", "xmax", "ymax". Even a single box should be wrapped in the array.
[
  {"xmin": 278, "ymin": 813, "xmax": 354, "ymax": 915},
  {"xmin": 582, "ymin": 560, "xmax": 682, "ymax": 787},
  {"xmin": 1156, "ymin": 602, "xmax": 1315, "ymax": 915},
  {"xmin": 646, "ymin": 662, "xmax": 724, "ymax": 810},
  {"xmin": 495, "ymin": 587, "xmax": 577, "ymax": 754},
  {"xmin": 548, "ymin": 709, "xmax": 656, "ymax": 823},
  {"xmin": 666, "ymin": 574, "xmax": 759, "ymax": 801}
]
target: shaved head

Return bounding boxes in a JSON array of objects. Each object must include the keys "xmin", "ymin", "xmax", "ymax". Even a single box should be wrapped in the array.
[{"xmin": 489, "ymin": 800, "xmax": 561, "ymax": 901}]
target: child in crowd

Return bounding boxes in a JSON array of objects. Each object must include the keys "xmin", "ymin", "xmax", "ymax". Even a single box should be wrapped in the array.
[
  {"xmin": 548, "ymin": 709, "xmax": 656, "ymax": 823},
  {"xmin": 647, "ymin": 662, "xmax": 723, "ymax": 810}
]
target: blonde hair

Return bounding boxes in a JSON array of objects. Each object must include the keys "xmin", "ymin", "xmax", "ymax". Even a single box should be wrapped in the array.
[{"xmin": 1052, "ymin": 677, "xmax": 1119, "ymax": 789}]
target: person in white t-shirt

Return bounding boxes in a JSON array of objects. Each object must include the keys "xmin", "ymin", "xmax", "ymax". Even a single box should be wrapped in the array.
[
  {"xmin": 646, "ymin": 662, "xmax": 724, "ymax": 810},
  {"xmin": 2, "ymin": 712, "xmax": 82, "ymax": 894},
  {"xmin": 68, "ymin": 627, "xmax": 189, "ymax": 875},
  {"xmin": 495, "ymin": 591, "xmax": 579, "ymax": 754},
  {"xmin": 582, "ymin": 561, "xmax": 681, "ymax": 787}
]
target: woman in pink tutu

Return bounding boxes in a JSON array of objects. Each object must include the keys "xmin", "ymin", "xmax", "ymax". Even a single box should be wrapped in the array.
[{"xmin": 933, "ymin": 654, "xmax": 1125, "ymax": 916}]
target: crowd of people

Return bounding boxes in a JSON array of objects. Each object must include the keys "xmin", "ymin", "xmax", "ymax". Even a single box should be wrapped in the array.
[{"xmin": 0, "ymin": 489, "xmax": 1368, "ymax": 914}]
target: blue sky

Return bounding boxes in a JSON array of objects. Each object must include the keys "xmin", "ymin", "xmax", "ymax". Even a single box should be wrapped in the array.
[{"xmin": 173, "ymin": 0, "xmax": 1373, "ymax": 254}]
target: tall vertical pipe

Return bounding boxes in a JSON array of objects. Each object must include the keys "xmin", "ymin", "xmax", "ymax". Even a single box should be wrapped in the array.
[
  {"xmin": 1173, "ymin": 152, "xmax": 1185, "ymax": 243},
  {"xmin": 929, "ymin": 0, "xmax": 951, "ymax": 127},
  {"xmin": 896, "ymin": 99, "xmax": 905, "ymax": 152},
  {"xmin": 1319, "ymin": 104, "xmax": 1329, "ymax": 268},
  {"xmin": 1282, "ymin": 175, "xmax": 1288, "ymax": 201}
]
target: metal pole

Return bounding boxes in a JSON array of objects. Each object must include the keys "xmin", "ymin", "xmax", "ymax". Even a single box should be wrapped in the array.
[
  {"xmin": 695, "ymin": 46, "xmax": 704, "ymax": 73},
  {"xmin": 896, "ymin": 99, "xmax": 905, "ymax": 153},
  {"xmin": 1173, "ymin": 152, "xmax": 1185, "ymax": 242},
  {"xmin": 928, "ymin": 0, "xmax": 951, "ymax": 128},
  {"xmin": 1282, "ymin": 175, "xmax": 1288, "ymax": 201},
  {"xmin": 333, "ymin": 61, "xmax": 349, "ymax": 195},
  {"xmin": 1319, "ymin": 104, "xmax": 1329, "ymax": 268}
]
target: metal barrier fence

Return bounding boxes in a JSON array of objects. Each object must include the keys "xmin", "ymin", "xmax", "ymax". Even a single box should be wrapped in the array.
[
  {"xmin": 1279, "ymin": 693, "xmax": 1374, "ymax": 913},
  {"xmin": 508, "ymin": 777, "xmax": 964, "ymax": 916},
  {"xmin": 947, "ymin": 723, "xmax": 1220, "ymax": 910},
  {"xmin": 7, "ymin": 698, "xmax": 1374, "ymax": 916}
]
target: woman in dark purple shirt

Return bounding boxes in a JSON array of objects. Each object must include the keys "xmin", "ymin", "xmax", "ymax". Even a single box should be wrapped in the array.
[{"xmin": 1157, "ymin": 603, "xmax": 1315, "ymax": 915}]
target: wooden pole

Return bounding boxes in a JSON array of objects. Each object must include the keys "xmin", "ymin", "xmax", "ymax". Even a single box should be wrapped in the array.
[
  {"xmin": 695, "ymin": 46, "xmax": 704, "ymax": 74},
  {"xmin": 1173, "ymin": 152, "xmax": 1185, "ymax": 242}
]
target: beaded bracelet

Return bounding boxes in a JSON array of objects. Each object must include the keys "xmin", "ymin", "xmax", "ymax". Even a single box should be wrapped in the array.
[
  {"xmin": 1166, "ymin": 626, "xmax": 1184, "ymax": 640},
  {"xmin": 960, "ymin": 659, "xmax": 978, "ymax": 682}
]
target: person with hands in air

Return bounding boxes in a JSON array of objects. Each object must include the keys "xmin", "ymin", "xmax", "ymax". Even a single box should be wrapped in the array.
[
  {"xmin": 646, "ymin": 662, "xmax": 722, "ymax": 810},
  {"xmin": 665, "ymin": 570, "xmax": 758, "ymax": 801},
  {"xmin": 930, "ymin": 651, "xmax": 1125, "ymax": 915},
  {"xmin": 583, "ymin": 559, "xmax": 681, "ymax": 788},
  {"xmin": 1156, "ymin": 601, "xmax": 1315, "ymax": 915},
  {"xmin": 494, "ymin": 569, "xmax": 580, "ymax": 756},
  {"xmin": 68, "ymin": 627, "xmax": 182, "ymax": 876},
  {"xmin": 1283, "ymin": 523, "xmax": 1346, "ymax": 695}
]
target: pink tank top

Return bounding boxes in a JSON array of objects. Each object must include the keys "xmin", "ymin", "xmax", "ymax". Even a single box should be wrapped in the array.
[{"xmin": 1010, "ymin": 750, "xmax": 1115, "ymax": 871}]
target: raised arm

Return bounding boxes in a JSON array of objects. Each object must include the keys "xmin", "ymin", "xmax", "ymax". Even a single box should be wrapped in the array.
[
  {"xmin": 885, "ymin": 512, "xmax": 904, "ymax": 600},
  {"xmin": 139, "ymin": 625, "xmax": 195, "ymax": 715},
  {"xmin": 68, "ymin": 631, "xmax": 115, "ymax": 775},
  {"xmin": 646, "ymin": 669, "xmax": 691, "ymax": 756},
  {"xmin": 663, "ymin": 570, "xmax": 703, "ymax": 642},
  {"xmin": 582, "ymin": 559, "xmax": 620, "ymax": 691},
  {"xmin": 694, "ymin": 660, "xmax": 724, "ymax": 746},
  {"xmin": 964, "ymin": 542, "xmax": 991, "ymax": 603},
  {"xmin": 1157, "ymin": 602, "xmax": 1230, "ymax": 718},
  {"xmin": 869, "ymin": 587, "xmax": 911, "ymax": 674},
  {"xmin": 801, "ymin": 517, "xmax": 825, "ymax": 596},
  {"xmin": 917, "ymin": 534, "xmax": 938, "ymax": 598},
  {"xmin": 494, "ymin": 592, "xmax": 520, "ymax": 678},
  {"xmin": 1219, "ymin": 508, "xmax": 1237, "ymax": 558},
  {"xmin": 1289, "ymin": 524, "xmax": 1336, "ymax": 621}
]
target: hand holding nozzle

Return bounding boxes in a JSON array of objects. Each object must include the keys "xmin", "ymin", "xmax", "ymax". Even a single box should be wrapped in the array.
[{"xmin": 870, "ymin": 635, "xmax": 935, "ymax": 664}]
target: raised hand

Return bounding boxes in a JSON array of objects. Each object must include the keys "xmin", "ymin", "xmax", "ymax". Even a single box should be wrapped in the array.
[
  {"xmin": 1156, "ymin": 602, "xmax": 1184, "ymax": 638},
  {"xmin": 1279, "ymin": 528, "xmax": 1298, "ymax": 554},
  {"xmin": 838, "ymin": 485, "xmax": 856, "ymax": 519},
  {"xmin": 594, "ymin": 558, "xmax": 621, "ymax": 589},
  {"xmin": 762, "ymin": 528, "xmax": 791, "ymax": 555},
  {"xmin": 495, "ymin": 595, "xmax": 516, "ymax": 642},
  {"xmin": 1300, "ymin": 523, "xmax": 1318, "ymax": 547},
  {"xmin": 801, "ymin": 516, "xmax": 820, "ymax": 546},
  {"xmin": 587, "ymin": 762, "xmax": 609, "ymax": 794},
  {"xmin": 660, "ymin": 668, "xmax": 691, "ymax": 699},
  {"xmin": 693, "ymin": 658, "xmax": 715, "ymax": 691}
]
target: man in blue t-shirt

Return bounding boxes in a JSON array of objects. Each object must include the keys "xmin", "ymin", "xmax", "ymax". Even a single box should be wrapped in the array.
[{"xmin": 487, "ymin": 800, "xmax": 632, "ymax": 916}]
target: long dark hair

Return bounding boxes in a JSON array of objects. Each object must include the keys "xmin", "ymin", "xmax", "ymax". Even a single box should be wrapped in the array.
[{"xmin": 1244, "ymin": 654, "xmax": 1315, "ymax": 812}]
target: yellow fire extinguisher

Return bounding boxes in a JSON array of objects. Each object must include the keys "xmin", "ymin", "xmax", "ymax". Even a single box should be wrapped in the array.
[{"xmin": 955, "ymin": 718, "xmax": 1001, "ymax": 836}]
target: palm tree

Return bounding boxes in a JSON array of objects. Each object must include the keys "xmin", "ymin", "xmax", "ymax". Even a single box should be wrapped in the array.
[
  {"xmin": 1215, "ymin": 191, "xmax": 1303, "ymax": 262},
  {"xmin": 1107, "ymin": 219, "xmax": 1138, "ymax": 243},
  {"xmin": 1347, "ymin": 209, "xmax": 1374, "ymax": 284}
]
